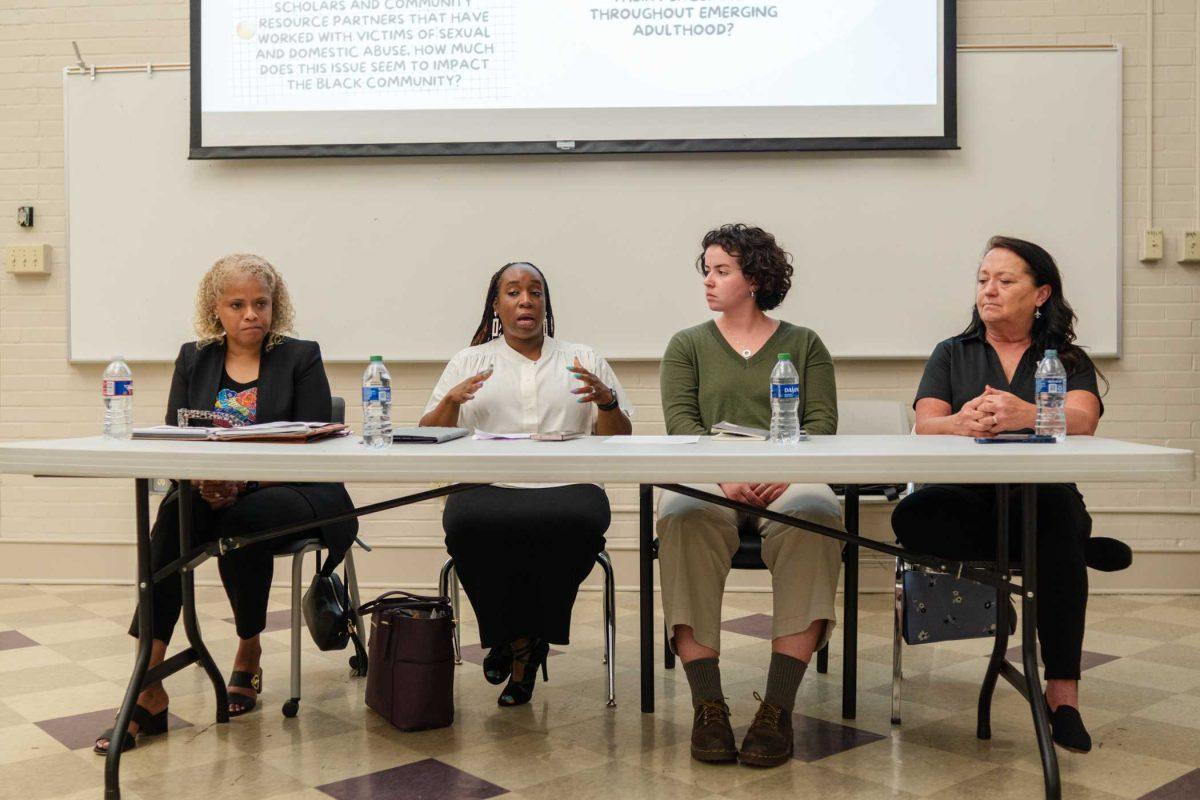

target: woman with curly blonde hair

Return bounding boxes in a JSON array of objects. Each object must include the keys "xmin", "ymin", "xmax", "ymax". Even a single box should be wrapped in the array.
[{"xmin": 95, "ymin": 254, "xmax": 357, "ymax": 754}]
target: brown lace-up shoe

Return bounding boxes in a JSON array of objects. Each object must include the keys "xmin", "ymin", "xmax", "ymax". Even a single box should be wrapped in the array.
[
  {"xmin": 690, "ymin": 699, "xmax": 738, "ymax": 763},
  {"xmin": 738, "ymin": 693, "xmax": 793, "ymax": 767}
]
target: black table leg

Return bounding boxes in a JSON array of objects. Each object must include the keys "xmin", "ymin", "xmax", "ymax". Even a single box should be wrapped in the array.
[
  {"xmin": 1020, "ymin": 484, "xmax": 1061, "ymax": 800},
  {"xmin": 105, "ymin": 479, "xmax": 153, "ymax": 800},
  {"xmin": 178, "ymin": 481, "xmax": 229, "ymax": 722},
  {"xmin": 841, "ymin": 486, "xmax": 859, "ymax": 720},
  {"xmin": 639, "ymin": 484, "xmax": 655, "ymax": 713},
  {"xmin": 977, "ymin": 483, "xmax": 1011, "ymax": 740}
]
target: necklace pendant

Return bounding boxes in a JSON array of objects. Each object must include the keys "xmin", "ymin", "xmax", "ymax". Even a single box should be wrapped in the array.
[{"xmin": 741, "ymin": 348, "xmax": 752, "ymax": 359}]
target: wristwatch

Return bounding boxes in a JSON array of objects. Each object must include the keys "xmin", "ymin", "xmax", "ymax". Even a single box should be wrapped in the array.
[
  {"xmin": 242, "ymin": 481, "xmax": 260, "ymax": 495},
  {"xmin": 597, "ymin": 388, "xmax": 620, "ymax": 412}
]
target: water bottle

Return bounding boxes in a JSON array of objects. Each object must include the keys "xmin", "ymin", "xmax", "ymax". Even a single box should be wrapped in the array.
[
  {"xmin": 362, "ymin": 355, "xmax": 392, "ymax": 449},
  {"xmin": 769, "ymin": 353, "xmax": 802, "ymax": 444},
  {"xmin": 1035, "ymin": 349, "xmax": 1067, "ymax": 442},
  {"xmin": 101, "ymin": 357, "xmax": 133, "ymax": 440}
]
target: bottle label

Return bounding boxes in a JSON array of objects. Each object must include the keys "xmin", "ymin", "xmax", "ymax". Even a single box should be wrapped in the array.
[
  {"xmin": 771, "ymin": 383, "xmax": 800, "ymax": 400},
  {"xmin": 362, "ymin": 386, "xmax": 392, "ymax": 403},
  {"xmin": 102, "ymin": 380, "xmax": 132, "ymax": 398},
  {"xmin": 1036, "ymin": 377, "xmax": 1066, "ymax": 396}
]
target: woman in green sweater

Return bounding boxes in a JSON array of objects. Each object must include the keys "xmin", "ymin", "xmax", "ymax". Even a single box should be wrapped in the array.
[{"xmin": 658, "ymin": 223, "xmax": 843, "ymax": 768}]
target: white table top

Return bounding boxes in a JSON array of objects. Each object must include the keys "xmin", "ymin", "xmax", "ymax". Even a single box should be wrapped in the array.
[{"xmin": 0, "ymin": 435, "xmax": 1191, "ymax": 485}]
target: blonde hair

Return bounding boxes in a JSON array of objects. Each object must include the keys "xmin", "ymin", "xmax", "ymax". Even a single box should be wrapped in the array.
[{"xmin": 194, "ymin": 254, "xmax": 296, "ymax": 350}]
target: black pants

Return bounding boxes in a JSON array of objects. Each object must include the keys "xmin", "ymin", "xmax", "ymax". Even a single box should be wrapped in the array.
[
  {"xmin": 891, "ymin": 483, "xmax": 1091, "ymax": 680},
  {"xmin": 443, "ymin": 484, "xmax": 610, "ymax": 648},
  {"xmin": 130, "ymin": 485, "xmax": 316, "ymax": 644}
]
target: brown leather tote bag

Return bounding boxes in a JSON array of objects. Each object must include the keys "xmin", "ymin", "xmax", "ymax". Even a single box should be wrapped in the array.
[{"xmin": 358, "ymin": 591, "xmax": 455, "ymax": 731}]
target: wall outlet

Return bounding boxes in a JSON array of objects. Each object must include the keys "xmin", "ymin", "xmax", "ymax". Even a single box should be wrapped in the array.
[
  {"xmin": 1180, "ymin": 230, "xmax": 1200, "ymax": 263},
  {"xmin": 4, "ymin": 244, "xmax": 50, "ymax": 274},
  {"xmin": 1140, "ymin": 229, "xmax": 1164, "ymax": 262}
]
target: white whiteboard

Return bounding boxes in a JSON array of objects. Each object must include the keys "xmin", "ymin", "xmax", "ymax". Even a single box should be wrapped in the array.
[{"xmin": 66, "ymin": 48, "xmax": 1122, "ymax": 362}]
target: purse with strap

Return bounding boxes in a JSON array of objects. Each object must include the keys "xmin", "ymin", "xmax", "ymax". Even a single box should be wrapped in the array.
[
  {"xmin": 358, "ymin": 590, "xmax": 456, "ymax": 731},
  {"xmin": 301, "ymin": 555, "xmax": 368, "ymax": 676}
]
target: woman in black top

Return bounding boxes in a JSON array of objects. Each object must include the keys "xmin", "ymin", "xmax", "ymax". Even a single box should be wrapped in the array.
[
  {"xmin": 95, "ymin": 254, "xmax": 356, "ymax": 753},
  {"xmin": 891, "ymin": 236, "xmax": 1105, "ymax": 754}
]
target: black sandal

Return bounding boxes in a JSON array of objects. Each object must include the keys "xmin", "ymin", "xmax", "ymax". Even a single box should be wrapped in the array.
[
  {"xmin": 93, "ymin": 704, "xmax": 169, "ymax": 754},
  {"xmin": 498, "ymin": 639, "xmax": 549, "ymax": 707},
  {"xmin": 483, "ymin": 643, "xmax": 513, "ymax": 685},
  {"xmin": 228, "ymin": 668, "xmax": 262, "ymax": 717}
]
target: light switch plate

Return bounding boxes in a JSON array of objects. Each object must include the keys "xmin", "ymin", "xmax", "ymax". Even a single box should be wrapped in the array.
[
  {"xmin": 1140, "ymin": 229, "xmax": 1164, "ymax": 262},
  {"xmin": 4, "ymin": 244, "xmax": 50, "ymax": 274}
]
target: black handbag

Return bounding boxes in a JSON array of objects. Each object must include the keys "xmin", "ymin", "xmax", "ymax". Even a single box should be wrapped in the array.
[
  {"xmin": 302, "ymin": 556, "xmax": 367, "ymax": 676},
  {"xmin": 901, "ymin": 569, "xmax": 1017, "ymax": 645}
]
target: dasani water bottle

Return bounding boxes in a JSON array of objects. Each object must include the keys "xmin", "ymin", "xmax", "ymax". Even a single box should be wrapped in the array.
[
  {"xmin": 102, "ymin": 357, "xmax": 133, "ymax": 440},
  {"xmin": 362, "ymin": 355, "xmax": 392, "ymax": 449},
  {"xmin": 769, "ymin": 353, "xmax": 802, "ymax": 444},
  {"xmin": 1035, "ymin": 349, "xmax": 1067, "ymax": 442}
]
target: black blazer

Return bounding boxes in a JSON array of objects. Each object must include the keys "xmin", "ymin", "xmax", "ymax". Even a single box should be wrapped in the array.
[{"xmin": 165, "ymin": 336, "xmax": 358, "ymax": 561}]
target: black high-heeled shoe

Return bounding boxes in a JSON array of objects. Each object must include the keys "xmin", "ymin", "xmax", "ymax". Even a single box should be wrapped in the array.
[
  {"xmin": 498, "ymin": 639, "xmax": 549, "ymax": 707},
  {"xmin": 483, "ymin": 643, "xmax": 513, "ymax": 685}
]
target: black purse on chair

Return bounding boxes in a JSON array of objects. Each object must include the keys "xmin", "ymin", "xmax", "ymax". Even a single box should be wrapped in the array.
[{"xmin": 302, "ymin": 556, "xmax": 368, "ymax": 676}]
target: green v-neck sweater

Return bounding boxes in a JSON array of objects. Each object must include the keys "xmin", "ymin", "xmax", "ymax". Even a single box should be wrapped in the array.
[{"xmin": 660, "ymin": 320, "xmax": 838, "ymax": 436}]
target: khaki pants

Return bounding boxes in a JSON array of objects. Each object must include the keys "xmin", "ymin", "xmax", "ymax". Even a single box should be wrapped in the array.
[{"xmin": 657, "ymin": 483, "xmax": 844, "ymax": 654}]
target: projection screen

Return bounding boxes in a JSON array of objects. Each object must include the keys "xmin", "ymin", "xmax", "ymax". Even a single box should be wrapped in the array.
[{"xmin": 191, "ymin": 0, "xmax": 956, "ymax": 158}]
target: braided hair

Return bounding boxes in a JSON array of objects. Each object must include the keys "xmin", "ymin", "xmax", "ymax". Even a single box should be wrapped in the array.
[{"xmin": 469, "ymin": 262, "xmax": 556, "ymax": 346}]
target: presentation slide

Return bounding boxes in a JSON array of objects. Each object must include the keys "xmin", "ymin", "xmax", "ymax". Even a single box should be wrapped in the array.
[{"xmin": 194, "ymin": 0, "xmax": 952, "ymax": 156}]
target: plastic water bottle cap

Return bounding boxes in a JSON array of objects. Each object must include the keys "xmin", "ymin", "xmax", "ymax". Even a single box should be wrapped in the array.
[
  {"xmin": 369, "ymin": 355, "xmax": 383, "ymax": 362},
  {"xmin": 1044, "ymin": 349, "xmax": 1057, "ymax": 358},
  {"xmin": 777, "ymin": 353, "xmax": 791, "ymax": 361}
]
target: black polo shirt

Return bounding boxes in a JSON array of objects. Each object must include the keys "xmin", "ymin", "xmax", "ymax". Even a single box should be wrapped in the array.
[{"xmin": 915, "ymin": 330, "xmax": 1104, "ymax": 431}]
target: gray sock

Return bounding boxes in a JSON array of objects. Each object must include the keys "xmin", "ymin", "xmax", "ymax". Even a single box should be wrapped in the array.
[
  {"xmin": 763, "ymin": 652, "xmax": 808, "ymax": 713},
  {"xmin": 682, "ymin": 657, "xmax": 724, "ymax": 708}
]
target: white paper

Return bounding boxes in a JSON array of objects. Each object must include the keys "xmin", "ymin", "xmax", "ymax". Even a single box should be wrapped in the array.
[
  {"xmin": 472, "ymin": 431, "xmax": 534, "ymax": 441},
  {"xmin": 604, "ymin": 436, "xmax": 700, "ymax": 445}
]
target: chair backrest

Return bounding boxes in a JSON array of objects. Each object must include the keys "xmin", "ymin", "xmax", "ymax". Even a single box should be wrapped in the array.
[
  {"xmin": 331, "ymin": 396, "xmax": 346, "ymax": 424},
  {"xmin": 837, "ymin": 399, "xmax": 912, "ymax": 436}
]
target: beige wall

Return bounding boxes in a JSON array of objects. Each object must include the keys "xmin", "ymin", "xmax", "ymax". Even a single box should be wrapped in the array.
[{"xmin": 1, "ymin": 1, "xmax": 1198, "ymax": 592}]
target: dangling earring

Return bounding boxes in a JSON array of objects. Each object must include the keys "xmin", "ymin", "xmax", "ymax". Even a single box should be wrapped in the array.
[
  {"xmin": 1034, "ymin": 308, "xmax": 1042, "ymax": 320},
  {"xmin": 491, "ymin": 313, "xmax": 502, "ymax": 338},
  {"xmin": 750, "ymin": 289, "xmax": 756, "ymax": 298},
  {"xmin": 542, "ymin": 318, "xmax": 549, "ymax": 337}
]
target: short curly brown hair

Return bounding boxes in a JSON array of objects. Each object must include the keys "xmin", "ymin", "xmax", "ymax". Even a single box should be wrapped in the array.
[
  {"xmin": 696, "ymin": 224, "xmax": 793, "ymax": 311},
  {"xmin": 194, "ymin": 254, "xmax": 295, "ymax": 350}
]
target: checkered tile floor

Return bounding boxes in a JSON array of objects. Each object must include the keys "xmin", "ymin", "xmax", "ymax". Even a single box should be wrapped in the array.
[{"xmin": 1, "ymin": 582, "xmax": 1198, "ymax": 800}]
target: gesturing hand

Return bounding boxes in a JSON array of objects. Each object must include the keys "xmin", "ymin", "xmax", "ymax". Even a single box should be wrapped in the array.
[
  {"xmin": 976, "ymin": 385, "xmax": 1036, "ymax": 434},
  {"xmin": 445, "ymin": 368, "xmax": 492, "ymax": 407},
  {"xmin": 568, "ymin": 357, "xmax": 615, "ymax": 407}
]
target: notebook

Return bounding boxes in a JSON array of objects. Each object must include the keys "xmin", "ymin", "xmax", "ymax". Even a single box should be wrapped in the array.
[
  {"xmin": 133, "ymin": 422, "xmax": 348, "ymax": 443},
  {"xmin": 710, "ymin": 421, "xmax": 808, "ymax": 441},
  {"xmin": 710, "ymin": 421, "xmax": 770, "ymax": 440},
  {"xmin": 391, "ymin": 426, "xmax": 470, "ymax": 444}
]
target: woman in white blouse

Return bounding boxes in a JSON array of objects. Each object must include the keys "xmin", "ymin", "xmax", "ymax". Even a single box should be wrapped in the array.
[{"xmin": 420, "ymin": 262, "xmax": 632, "ymax": 706}]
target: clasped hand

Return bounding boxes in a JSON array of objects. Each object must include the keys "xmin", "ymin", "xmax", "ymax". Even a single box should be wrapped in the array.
[
  {"xmin": 956, "ymin": 385, "xmax": 1035, "ymax": 437},
  {"xmin": 719, "ymin": 482, "xmax": 788, "ymax": 508},
  {"xmin": 198, "ymin": 480, "xmax": 244, "ymax": 510}
]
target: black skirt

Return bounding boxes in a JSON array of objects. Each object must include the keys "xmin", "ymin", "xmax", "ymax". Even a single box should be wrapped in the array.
[{"xmin": 443, "ymin": 484, "xmax": 611, "ymax": 647}]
